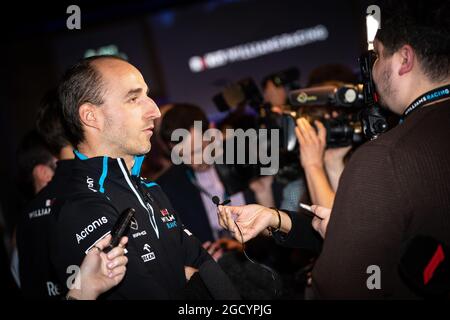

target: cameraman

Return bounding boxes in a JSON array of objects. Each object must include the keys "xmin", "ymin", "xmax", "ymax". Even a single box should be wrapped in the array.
[
  {"xmin": 217, "ymin": 0, "xmax": 450, "ymax": 298},
  {"xmin": 16, "ymin": 89, "xmax": 76, "ymax": 299}
]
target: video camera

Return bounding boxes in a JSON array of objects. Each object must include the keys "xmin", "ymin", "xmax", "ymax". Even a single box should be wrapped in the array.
[
  {"xmin": 212, "ymin": 78, "xmax": 263, "ymax": 112},
  {"xmin": 289, "ymin": 84, "xmax": 364, "ymax": 108},
  {"xmin": 212, "ymin": 67, "xmax": 300, "ymax": 112},
  {"xmin": 358, "ymin": 50, "xmax": 389, "ymax": 139},
  {"xmin": 211, "ymin": 58, "xmax": 388, "ymax": 186},
  {"xmin": 286, "ymin": 83, "xmax": 365, "ymax": 148},
  {"xmin": 261, "ymin": 67, "xmax": 301, "ymax": 90}
]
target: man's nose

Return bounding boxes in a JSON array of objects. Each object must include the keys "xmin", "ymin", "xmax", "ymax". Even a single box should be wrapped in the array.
[{"xmin": 145, "ymin": 98, "xmax": 161, "ymax": 119}]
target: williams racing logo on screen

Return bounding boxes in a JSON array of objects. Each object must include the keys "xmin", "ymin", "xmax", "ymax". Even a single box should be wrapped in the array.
[{"xmin": 188, "ymin": 25, "xmax": 328, "ymax": 72}]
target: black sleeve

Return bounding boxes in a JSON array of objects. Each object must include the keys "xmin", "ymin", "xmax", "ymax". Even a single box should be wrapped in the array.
[
  {"xmin": 179, "ymin": 218, "xmax": 213, "ymax": 268},
  {"xmin": 272, "ymin": 210, "xmax": 323, "ymax": 254},
  {"xmin": 153, "ymin": 185, "xmax": 239, "ymax": 299},
  {"xmin": 50, "ymin": 196, "xmax": 119, "ymax": 293}
]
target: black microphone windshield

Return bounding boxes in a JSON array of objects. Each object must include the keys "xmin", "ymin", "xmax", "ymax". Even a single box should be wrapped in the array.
[{"xmin": 212, "ymin": 196, "xmax": 220, "ymax": 206}]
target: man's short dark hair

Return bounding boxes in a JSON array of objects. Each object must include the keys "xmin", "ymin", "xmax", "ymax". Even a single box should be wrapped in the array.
[
  {"xmin": 16, "ymin": 130, "xmax": 54, "ymax": 199},
  {"xmin": 58, "ymin": 55, "xmax": 127, "ymax": 147},
  {"xmin": 375, "ymin": 0, "xmax": 450, "ymax": 82},
  {"xmin": 35, "ymin": 88, "xmax": 69, "ymax": 156},
  {"xmin": 159, "ymin": 103, "xmax": 209, "ymax": 147}
]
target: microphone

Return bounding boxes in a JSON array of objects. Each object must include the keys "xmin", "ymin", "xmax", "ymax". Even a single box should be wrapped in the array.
[
  {"xmin": 210, "ymin": 195, "xmax": 279, "ymax": 296},
  {"xmin": 212, "ymin": 196, "xmax": 231, "ymax": 207},
  {"xmin": 212, "ymin": 196, "xmax": 220, "ymax": 206},
  {"xmin": 399, "ymin": 235, "xmax": 449, "ymax": 296}
]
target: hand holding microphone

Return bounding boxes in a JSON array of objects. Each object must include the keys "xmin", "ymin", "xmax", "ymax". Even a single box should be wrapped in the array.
[{"xmin": 214, "ymin": 199, "xmax": 284, "ymax": 243}]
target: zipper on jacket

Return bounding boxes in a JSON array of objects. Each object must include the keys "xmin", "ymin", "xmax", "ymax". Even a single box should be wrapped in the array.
[{"xmin": 117, "ymin": 159, "xmax": 160, "ymax": 239}]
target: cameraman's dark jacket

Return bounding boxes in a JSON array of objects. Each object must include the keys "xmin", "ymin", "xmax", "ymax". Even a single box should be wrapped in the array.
[{"xmin": 50, "ymin": 152, "xmax": 224, "ymax": 299}]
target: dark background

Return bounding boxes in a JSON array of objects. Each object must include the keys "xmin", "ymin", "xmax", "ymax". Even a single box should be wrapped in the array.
[{"xmin": 1, "ymin": 0, "xmax": 371, "ymax": 232}]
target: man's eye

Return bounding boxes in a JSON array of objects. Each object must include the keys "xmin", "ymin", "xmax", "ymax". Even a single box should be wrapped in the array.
[{"xmin": 130, "ymin": 97, "xmax": 138, "ymax": 103}]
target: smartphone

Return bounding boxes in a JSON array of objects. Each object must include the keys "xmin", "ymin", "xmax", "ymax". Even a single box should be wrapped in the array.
[{"xmin": 103, "ymin": 208, "xmax": 135, "ymax": 253}]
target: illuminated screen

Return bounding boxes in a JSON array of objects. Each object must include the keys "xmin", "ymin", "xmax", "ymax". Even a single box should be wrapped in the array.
[{"xmin": 149, "ymin": 0, "xmax": 363, "ymax": 115}]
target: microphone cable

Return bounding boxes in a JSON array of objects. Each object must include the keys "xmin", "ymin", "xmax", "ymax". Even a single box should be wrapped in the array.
[{"xmin": 212, "ymin": 196, "xmax": 279, "ymax": 297}]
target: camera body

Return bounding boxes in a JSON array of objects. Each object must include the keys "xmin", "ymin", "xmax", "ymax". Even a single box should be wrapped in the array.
[
  {"xmin": 358, "ymin": 50, "xmax": 389, "ymax": 139},
  {"xmin": 261, "ymin": 67, "xmax": 301, "ymax": 90},
  {"xmin": 210, "ymin": 54, "xmax": 389, "ymax": 185},
  {"xmin": 289, "ymin": 83, "xmax": 365, "ymax": 109},
  {"xmin": 285, "ymin": 83, "xmax": 365, "ymax": 149},
  {"xmin": 212, "ymin": 68, "xmax": 300, "ymax": 113},
  {"xmin": 212, "ymin": 78, "xmax": 263, "ymax": 112},
  {"xmin": 211, "ymin": 80, "xmax": 365, "ymax": 185}
]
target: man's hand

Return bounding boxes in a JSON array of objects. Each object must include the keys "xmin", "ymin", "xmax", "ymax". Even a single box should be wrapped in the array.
[
  {"xmin": 69, "ymin": 234, "xmax": 128, "ymax": 300},
  {"xmin": 202, "ymin": 241, "xmax": 224, "ymax": 261},
  {"xmin": 296, "ymin": 118, "xmax": 335, "ymax": 207},
  {"xmin": 295, "ymin": 118, "xmax": 327, "ymax": 169},
  {"xmin": 311, "ymin": 205, "xmax": 331, "ymax": 239},
  {"xmin": 324, "ymin": 146, "xmax": 352, "ymax": 191},
  {"xmin": 184, "ymin": 266, "xmax": 198, "ymax": 281},
  {"xmin": 324, "ymin": 146, "xmax": 351, "ymax": 167},
  {"xmin": 249, "ymin": 175, "xmax": 274, "ymax": 195},
  {"xmin": 203, "ymin": 238, "xmax": 243, "ymax": 262},
  {"xmin": 249, "ymin": 175, "xmax": 275, "ymax": 207},
  {"xmin": 217, "ymin": 204, "xmax": 279, "ymax": 243}
]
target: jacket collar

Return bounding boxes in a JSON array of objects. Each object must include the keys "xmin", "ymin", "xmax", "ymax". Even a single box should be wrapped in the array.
[
  {"xmin": 73, "ymin": 150, "xmax": 146, "ymax": 194},
  {"xmin": 73, "ymin": 150, "xmax": 145, "ymax": 177}
]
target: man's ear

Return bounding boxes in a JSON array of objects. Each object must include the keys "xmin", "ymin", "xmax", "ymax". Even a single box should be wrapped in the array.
[
  {"xmin": 397, "ymin": 44, "xmax": 415, "ymax": 76},
  {"xmin": 79, "ymin": 103, "xmax": 102, "ymax": 130}
]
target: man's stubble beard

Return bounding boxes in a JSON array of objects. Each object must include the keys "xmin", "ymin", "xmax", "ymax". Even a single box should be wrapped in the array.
[{"xmin": 376, "ymin": 67, "xmax": 396, "ymax": 112}]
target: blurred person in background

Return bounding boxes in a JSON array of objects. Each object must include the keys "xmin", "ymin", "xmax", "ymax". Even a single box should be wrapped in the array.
[
  {"xmin": 295, "ymin": 64, "xmax": 358, "ymax": 208},
  {"xmin": 140, "ymin": 103, "xmax": 174, "ymax": 181},
  {"xmin": 16, "ymin": 88, "xmax": 76, "ymax": 299}
]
